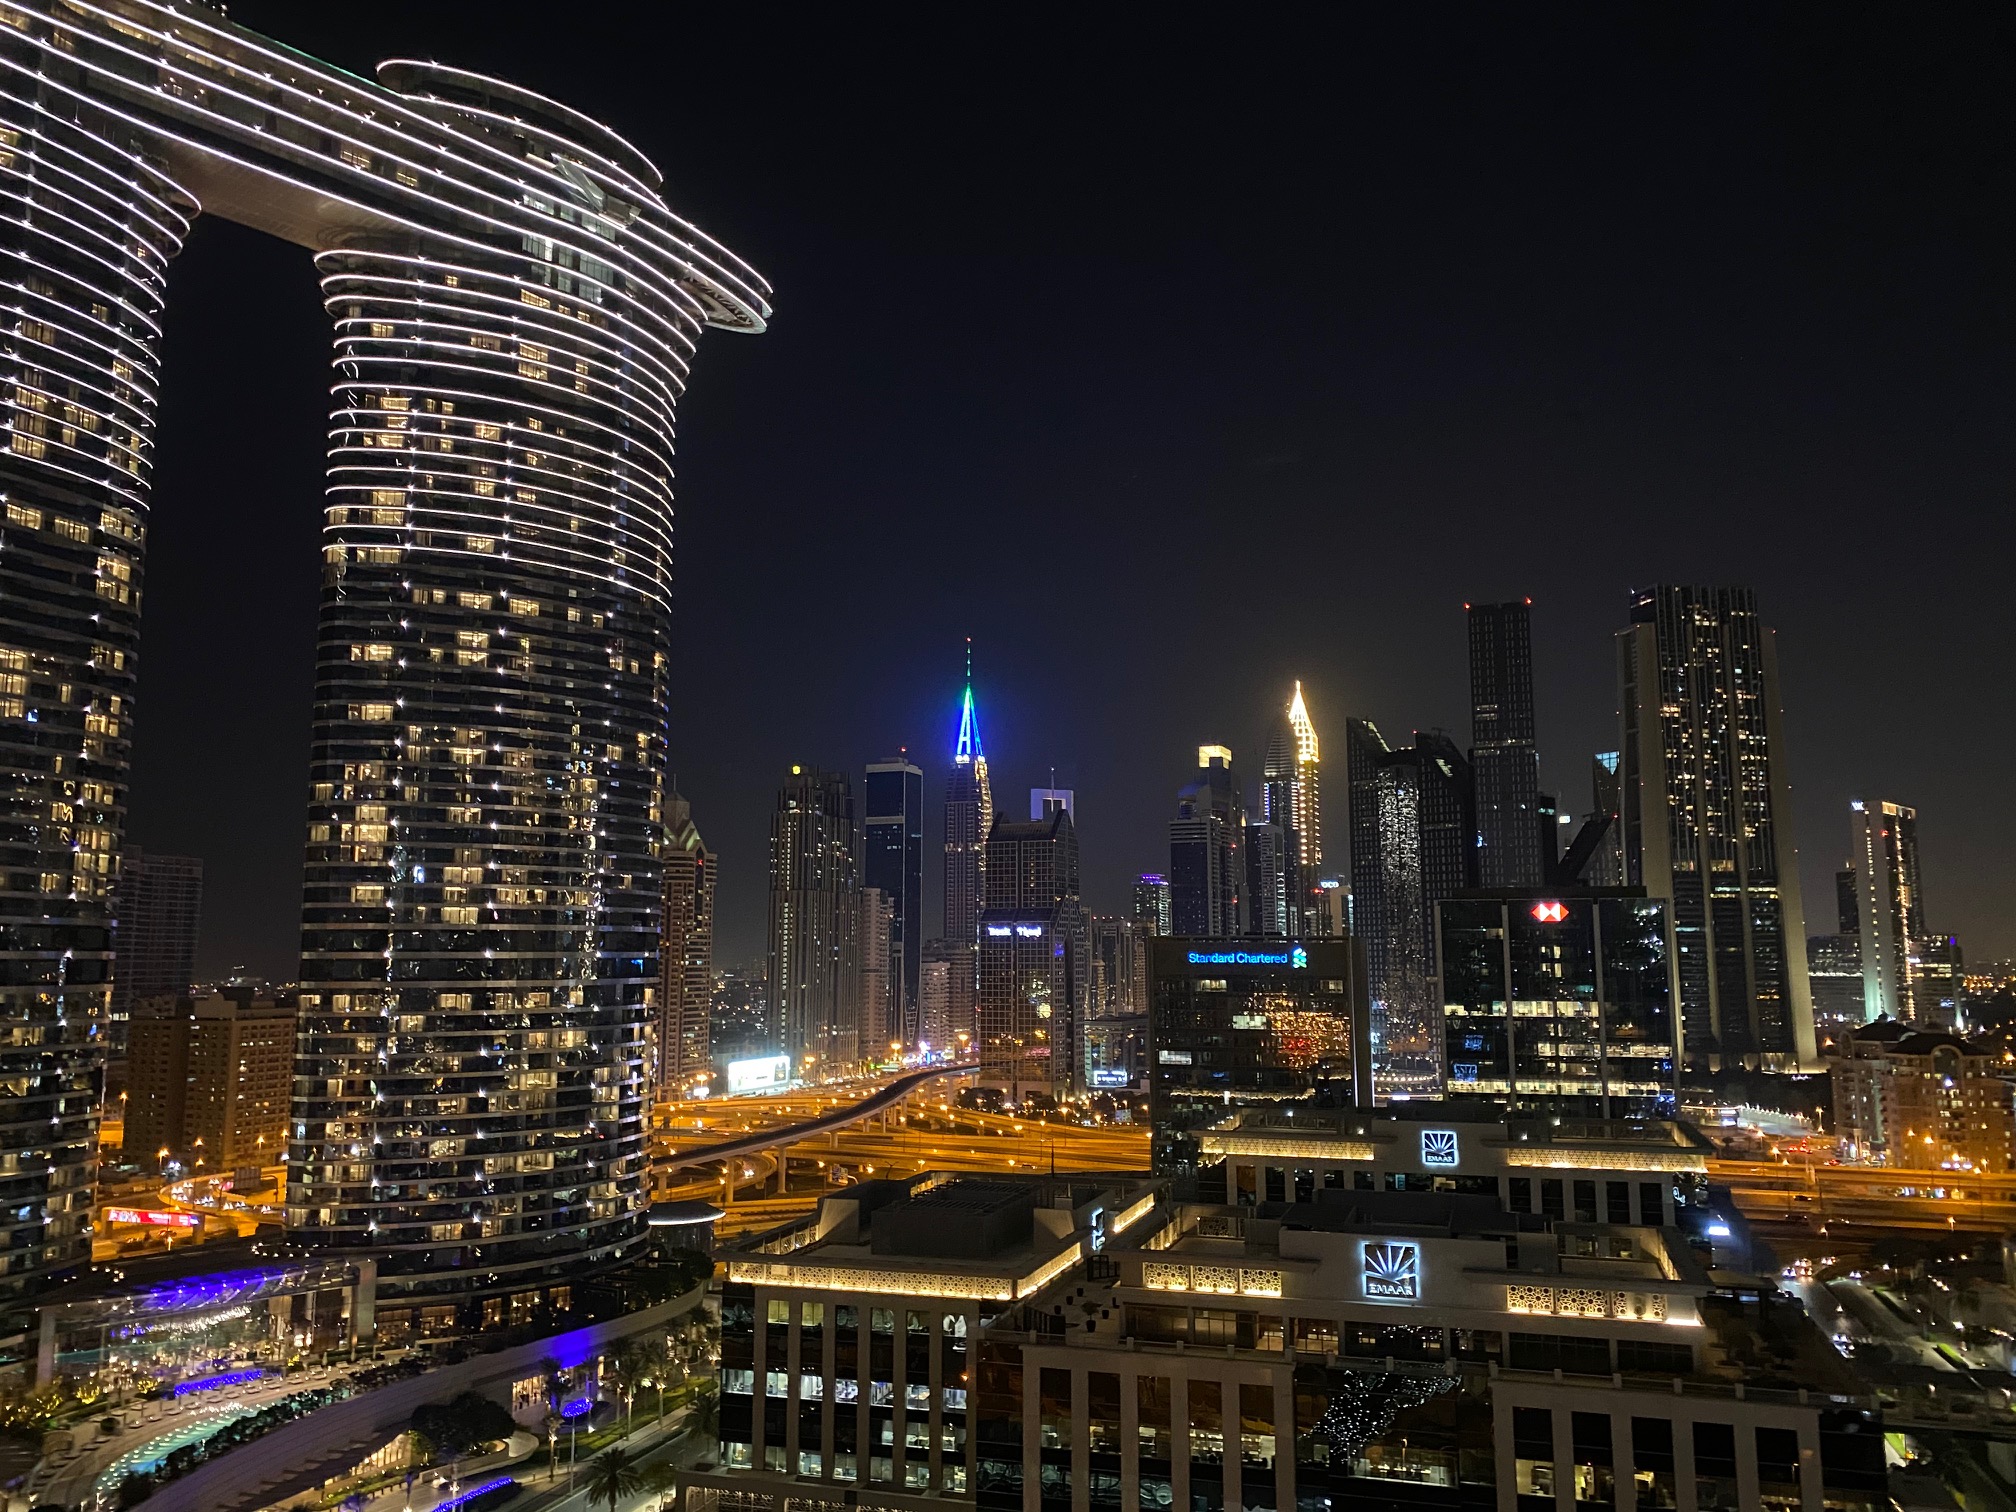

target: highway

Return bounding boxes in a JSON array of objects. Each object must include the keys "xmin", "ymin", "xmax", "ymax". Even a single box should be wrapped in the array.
[
  {"xmin": 650, "ymin": 1077, "xmax": 1152, "ymax": 1236},
  {"xmin": 1713, "ymin": 1158, "xmax": 2016, "ymax": 1233}
]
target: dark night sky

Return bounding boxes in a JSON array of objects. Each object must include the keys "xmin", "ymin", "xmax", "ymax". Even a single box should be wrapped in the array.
[{"xmin": 124, "ymin": 4, "xmax": 2015, "ymax": 979}]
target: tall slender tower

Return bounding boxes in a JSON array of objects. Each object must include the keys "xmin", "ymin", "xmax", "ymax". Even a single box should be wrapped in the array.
[
  {"xmin": 863, "ymin": 755, "xmax": 924, "ymax": 1039},
  {"xmin": 1469, "ymin": 600, "xmax": 1545, "ymax": 888},
  {"xmin": 1850, "ymin": 799, "xmax": 1924, "ymax": 1022},
  {"xmin": 767, "ymin": 767, "xmax": 860, "ymax": 1076},
  {"xmin": 657, "ymin": 791, "xmax": 714, "ymax": 1095},
  {"xmin": 1617, "ymin": 586, "xmax": 1815, "ymax": 1069},
  {"xmin": 1262, "ymin": 683, "xmax": 1325, "ymax": 931},
  {"xmin": 942, "ymin": 658, "xmax": 993, "ymax": 944}
]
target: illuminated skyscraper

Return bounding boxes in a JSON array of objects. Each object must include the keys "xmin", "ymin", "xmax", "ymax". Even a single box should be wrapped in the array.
[
  {"xmin": 858, "ymin": 887, "xmax": 895, "ymax": 1060},
  {"xmin": 943, "ymin": 676, "xmax": 993, "ymax": 946},
  {"xmin": 1132, "ymin": 873, "xmax": 1173, "ymax": 936},
  {"xmin": 1851, "ymin": 799, "xmax": 1926, "ymax": 1023},
  {"xmin": 1169, "ymin": 746, "xmax": 1244, "ymax": 935},
  {"xmin": 1468, "ymin": 600, "xmax": 1546, "ymax": 888},
  {"xmin": 1261, "ymin": 683, "xmax": 1324, "ymax": 928},
  {"xmin": 657, "ymin": 792, "xmax": 715, "ymax": 1096},
  {"xmin": 767, "ymin": 768, "xmax": 860, "ymax": 1076},
  {"xmin": 1617, "ymin": 586, "xmax": 1815, "ymax": 1069},
  {"xmin": 1346, "ymin": 721, "xmax": 1476, "ymax": 1069},
  {"xmin": 863, "ymin": 755, "xmax": 924, "ymax": 1038},
  {"xmin": 0, "ymin": 1, "xmax": 769, "ymax": 1314},
  {"xmin": 976, "ymin": 807, "xmax": 1083, "ymax": 1099}
]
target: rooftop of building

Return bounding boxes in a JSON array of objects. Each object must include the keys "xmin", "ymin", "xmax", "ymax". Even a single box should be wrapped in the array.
[
  {"xmin": 1842, "ymin": 1016, "xmax": 1990, "ymax": 1058},
  {"xmin": 1199, "ymin": 1103, "xmax": 1713, "ymax": 1157},
  {"xmin": 725, "ymin": 1172, "xmax": 1161, "ymax": 1302}
]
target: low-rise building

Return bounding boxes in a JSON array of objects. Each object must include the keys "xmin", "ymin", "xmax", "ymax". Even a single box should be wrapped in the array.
[
  {"xmin": 681, "ymin": 1118, "xmax": 1883, "ymax": 1512},
  {"xmin": 1831, "ymin": 1019, "xmax": 2016, "ymax": 1171},
  {"xmin": 1193, "ymin": 1103, "xmax": 1711, "ymax": 1228}
]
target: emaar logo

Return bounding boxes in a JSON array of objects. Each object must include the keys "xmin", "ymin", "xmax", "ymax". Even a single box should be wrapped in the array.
[
  {"xmin": 1362, "ymin": 1241, "xmax": 1420, "ymax": 1301},
  {"xmin": 1421, "ymin": 1129, "xmax": 1459, "ymax": 1167}
]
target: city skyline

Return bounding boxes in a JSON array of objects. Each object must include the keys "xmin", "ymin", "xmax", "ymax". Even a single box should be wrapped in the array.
[{"xmin": 104, "ymin": 2, "xmax": 2012, "ymax": 986}]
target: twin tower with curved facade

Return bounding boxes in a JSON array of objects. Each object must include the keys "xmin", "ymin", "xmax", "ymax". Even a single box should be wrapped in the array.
[{"xmin": 0, "ymin": 0, "xmax": 768, "ymax": 1323}]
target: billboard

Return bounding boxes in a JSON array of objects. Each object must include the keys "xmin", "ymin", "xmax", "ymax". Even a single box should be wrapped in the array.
[
  {"xmin": 725, "ymin": 1054, "xmax": 791, "ymax": 1095},
  {"xmin": 105, "ymin": 1207, "xmax": 200, "ymax": 1228}
]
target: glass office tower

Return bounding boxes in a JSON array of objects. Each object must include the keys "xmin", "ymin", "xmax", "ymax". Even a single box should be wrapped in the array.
[{"xmin": 1438, "ymin": 889, "xmax": 1679, "ymax": 1118}]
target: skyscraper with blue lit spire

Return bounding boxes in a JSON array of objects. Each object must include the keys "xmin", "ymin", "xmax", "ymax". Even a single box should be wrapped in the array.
[{"xmin": 943, "ymin": 656, "xmax": 994, "ymax": 944}]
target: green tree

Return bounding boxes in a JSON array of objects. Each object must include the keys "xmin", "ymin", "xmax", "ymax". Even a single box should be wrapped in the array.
[{"xmin": 583, "ymin": 1447, "xmax": 643, "ymax": 1512}]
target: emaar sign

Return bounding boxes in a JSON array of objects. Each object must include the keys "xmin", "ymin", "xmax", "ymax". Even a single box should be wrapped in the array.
[
  {"xmin": 1186, "ymin": 945, "xmax": 1309, "ymax": 968},
  {"xmin": 1361, "ymin": 1241, "xmax": 1420, "ymax": 1301}
]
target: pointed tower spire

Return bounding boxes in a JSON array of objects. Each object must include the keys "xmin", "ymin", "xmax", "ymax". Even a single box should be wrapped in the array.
[
  {"xmin": 1288, "ymin": 680, "xmax": 1318, "ymax": 763},
  {"xmin": 955, "ymin": 637, "xmax": 984, "ymax": 765}
]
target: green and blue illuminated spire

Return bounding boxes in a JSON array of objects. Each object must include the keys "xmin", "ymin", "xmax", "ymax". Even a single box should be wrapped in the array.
[{"xmin": 954, "ymin": 637, "xmax": 984, "ymax": 765}]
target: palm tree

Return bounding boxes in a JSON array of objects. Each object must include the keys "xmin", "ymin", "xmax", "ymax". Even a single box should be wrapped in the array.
[{"xmin": 583, "ymin": 1447, "xmax": 644, "ymax": 1512}]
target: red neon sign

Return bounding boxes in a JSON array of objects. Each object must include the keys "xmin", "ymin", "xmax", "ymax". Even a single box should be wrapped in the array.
[
  {"xmin": 1530, "ymin": 901, "xmax": 1568, "ymax": 923},
  {"xmin": 105, "ymin": 1207, "xmax": 200, "ymax": 1228}
]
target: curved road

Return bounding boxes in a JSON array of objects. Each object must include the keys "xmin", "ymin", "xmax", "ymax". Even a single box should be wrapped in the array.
[{"xmin": 655, "ymin": 1063, "xmax": 974, "ymax": 1175}]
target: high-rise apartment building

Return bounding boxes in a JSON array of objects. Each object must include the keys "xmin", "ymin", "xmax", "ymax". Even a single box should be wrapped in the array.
[
  {"xmin": 1468, "ymin": 601, "xmax": 1546, "ymax": 888},
  {"xmin": 1616, "ymin": 586, "xmax": 1816, "ymax": 1070},
  {"xmin": 976, "ymin": 807, "xmax": 1083, "ymax": 1099},
  {"xmin": 1439, "ymin": 887, "xmax": 1679, "ymax": 1117},
  {"xmin": 1345, "ymin": 721, "xmax": 1476, "ymax": 1066},
  {"xmin": 1, "ymin": 3, "xmax": 768, "ymax": 1316},
  {"xmin": 857, "ymin": 888, "xmax": 895, "ymax": 1062},
  {"xmin": 108, "ymin": 848, "xmax": 203, "ymax": 1055},
  {"xmin": 1169, "ymin": 746, "xmax": 1244, "ymax": 935},
  {"xmin": 127, "ymin": 990, "xmax": 296, "ymax": 1172},
  {"xmin": 943, "ymin": 682, "xmax": 993, "ymax": 947},
  {"xmin": 768, "ymin": 768, "xmax": 861, "ymax": 1076},
  {"xmin": 918, "ymin": 938, "xmax": 974, "ymax": 1053},
  {"xmin": 1850, "ymin": 799, "xmax": 1925, "ymax": 1022},
  {"xmin": 1242, "ymin": 820, "xmax": 1292, "ymax": 937},
  {"xmin": 863, "ymin": 756, "xmax": 924, "ymax": 1040},
  {"xmin": 708, "ymin": 968, "xmax": 770, "ymax": 1064},
  {"xmin": 657, "ymin": 791, "xmax": 715, "ymax": 1097},
  {"xmin": 1132, "ymin": 873, "xmax": 1173, "ymax": 936},
  {"xmin": 1806, "ymin": 934, "xmax": 1865, "ymax": 1045},
  {"xmin": 1085, "ymin": 915, "xmax": 1149, "ymax": 1090}
]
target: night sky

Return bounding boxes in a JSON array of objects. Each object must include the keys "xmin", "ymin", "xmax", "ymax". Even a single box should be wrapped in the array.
[{"xmin": 123, "ymin": 4, "xmax": 2015, "ymax": 979}]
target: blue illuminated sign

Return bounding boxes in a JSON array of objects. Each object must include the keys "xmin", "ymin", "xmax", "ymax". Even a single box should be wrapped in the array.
[
  {"xmin": 1421, "ymin": 1130, "xmax": 1459, "ymax": 1167},
  {"xmin": 1186, "ymin": 945, "xmax": 1309, "ymax": 968},
  {"xmin": 436, "ymin": 1477, "xmax": 515, "ymax": 1512},
  {"xmin": 172, "ymin": 1367, "xmax": 265, "ymax": 1397}
]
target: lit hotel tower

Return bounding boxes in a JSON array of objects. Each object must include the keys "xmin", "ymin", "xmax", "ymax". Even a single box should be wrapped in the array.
[
  {"xmin": 0, "ymin": 3, "xmax": 769, "ymax": 1316},
  {"xmin": 1261, "ymin": 682, "xmax": 1324, "ymax": 929},
  {"xmin": 943, "ymin": 660, "xmax": 993, "ymax": 945},
  {"xmin": 1617, "ymin": 587, "xmax": 1815, "ymax": 1071}
]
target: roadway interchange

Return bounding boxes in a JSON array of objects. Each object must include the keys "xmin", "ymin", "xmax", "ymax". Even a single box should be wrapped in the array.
[
  {"xmin": 1713, "ymin": 1158, "xmax": 2016, "ymax": 1234},
  {"xmin": 648, "ymin": 1071, "xmax": 1152, "ymax": 1236}
]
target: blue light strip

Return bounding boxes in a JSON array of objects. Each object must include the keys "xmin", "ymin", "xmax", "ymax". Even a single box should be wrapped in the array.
[
  {"xmin": 435, "ymin": 1475, "xmax": 514, "ymax": 1512},
  {"xmin": 172, "ymin": 1367, "xmax": 265, "ymax": 1397}
]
